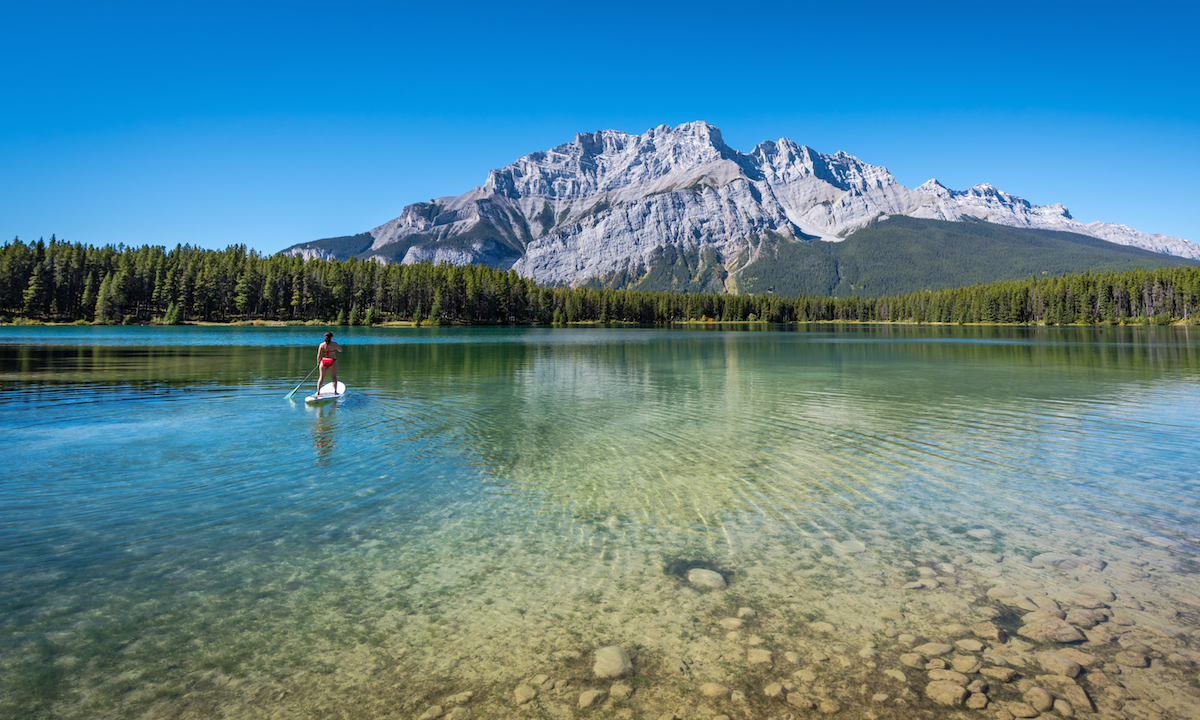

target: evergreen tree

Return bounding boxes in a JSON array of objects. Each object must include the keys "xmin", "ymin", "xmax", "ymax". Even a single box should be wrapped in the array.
[
  {"xmin": 428, "ymin": 291, "xmax": 443, "ymax": 325},
  {"xmin": 22, "ymin": 261, "xmax": 49, "ymax": 317},
  {"xmin": 94, "ymin": 273, "xmax": 115, "ymax": 323},
  {"xmin": 234, "ymin": 267, "xmax": 258, "ymax": 317},
  {"xmin": 163, "ymin": 301, "xmax": 181, "ymax": 325},
  {"xmin": 80, "ymin": 272, "xmax": 97, "ymax": 321}
]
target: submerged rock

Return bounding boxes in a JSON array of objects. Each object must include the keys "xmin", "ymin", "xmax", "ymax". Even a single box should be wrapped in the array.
[
  {"xmin": 913, "ymin": 642, "xmax": 954, "ymax": 656},
  {"xmin": 1115, "ymin": 651, "xmax": 1149, "ymax": 667},
  {"xmin": 747, "ymin": 648, "xmax": 772, "ymax": 666},
  {"xmin": 1024, "ymin": 687, "xmax": 1054, "ymax": 712},
  {"xmin": 578, "ymin": 689, "xmax": 606, "ymax": 708},
  {"xmin": 939, "ymin": 623, "xmax": 971, "ymax": 638},
  {"xmin": 514, "ymin": 685, "xmax": 537, "ymax": 704},
  {"xmin": 966, "ymin": 692, "xmax": 989, "ymax": 709},
  {"xmin": 1077, "ymin": 584, "xmax": 1116, "ymax": 602},
  {"xmin": 1060, "ymin": 685, "xmax": 1095, "ymax": 712},
  {"xmin": 951, "ymin": 655, "xmax": 982, "ymax": 674},
  {"xmin": 1037, "ymin": 651, "xmax": 1082, "ymax": 677},
  {"xmin": 1019, "ymin": 618, "xmax": 1085, "ymax": 643},
  {"xmin": 687, "ymin": 568, "xmax": 726, "ymax": 589},
  {"xmin": 787, "ymin": 693, "xmax": 816, "ymax": 709},
  {"xmin": 925, "ymin": 680, "xmax": 968, "ymax": 706},
  {"xmin": 1064, "ymin": 608, "xmax": 1106, "ymax": 628},
  {"xmin": 1117, "ymin": 636, "xmax": 1153, "ymax": 653},
  {"xmin": 929, "ymin": 668, "xmax": 969, "ymax": 685},
  {"xmin": 1023, "ymin": 607, "xmax": 1066, "ymax": 622},
  {"xmin": 594, "ymin": 646, "xmax": 633, "ymax": 678},
  {"xmin": 1008, "ymin": 700, "xmax": 1040, "ymax": 718},
  {"xmin": 1054, "ymin": 647, "xmax": 1101, "ymax": 668},
  {"xmin": 981, "ymin": 666, "xmax": 1017, "ymax": 682}
]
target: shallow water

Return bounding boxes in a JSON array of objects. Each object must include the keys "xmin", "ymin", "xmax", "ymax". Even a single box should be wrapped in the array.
[{"xmin": 3, "ymin": 324, "xmax": 1200, "ymax": 719}]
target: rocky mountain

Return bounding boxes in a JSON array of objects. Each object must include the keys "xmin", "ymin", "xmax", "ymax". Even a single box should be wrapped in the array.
[{"xmin": 283, "ymin": 122, "xmax": 1199, "ymax": 289}]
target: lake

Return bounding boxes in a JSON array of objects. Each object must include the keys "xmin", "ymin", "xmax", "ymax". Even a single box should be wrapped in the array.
[{"xmin": 3, "ymin": 324, "xmax": 1200, "ymax": 719}]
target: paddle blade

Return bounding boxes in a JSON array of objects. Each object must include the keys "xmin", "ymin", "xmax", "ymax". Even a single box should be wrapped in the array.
[{"xmin": 285, "ymin": 364, "xmax": 321, "ymax": 399}]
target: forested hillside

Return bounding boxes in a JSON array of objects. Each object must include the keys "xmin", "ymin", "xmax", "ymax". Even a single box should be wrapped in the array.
[
  {"xmin": 3, "ymin": 236, "xmax": 1200, "ymax": 326},
  {"xmin": 582, "ymin": 217, "xmax": 1199, "ymax": 296}
]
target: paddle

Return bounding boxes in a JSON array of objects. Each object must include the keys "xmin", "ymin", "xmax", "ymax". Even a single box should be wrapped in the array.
[{"xmin": 284, "ymin": 363, "xmax": 321, "ymax": 399}]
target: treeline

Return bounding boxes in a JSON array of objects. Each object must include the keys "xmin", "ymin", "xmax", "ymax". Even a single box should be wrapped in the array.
[{"xmin": 4, "ymin": 236, "xmax": 1200, "ymax": 326}]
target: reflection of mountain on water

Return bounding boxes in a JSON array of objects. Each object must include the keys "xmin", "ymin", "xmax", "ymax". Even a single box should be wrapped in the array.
[
  {"xmin": 476, "ymin": 338, "xmax": 889, "ymax": 526},
  {"xmin": 429, "ymin": 326, "xmax": 1200, "ymax": 528}
]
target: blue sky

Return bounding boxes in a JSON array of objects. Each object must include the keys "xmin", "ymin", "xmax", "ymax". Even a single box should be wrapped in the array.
[{"xmin": 3, "ymin": 1, "xmax": 1197, "ymax": 254}]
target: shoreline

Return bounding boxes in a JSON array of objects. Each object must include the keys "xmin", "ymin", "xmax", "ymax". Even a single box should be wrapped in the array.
[{"xmin": 2, "ymin": 318, "xmax": 1197, "ymax": 329}]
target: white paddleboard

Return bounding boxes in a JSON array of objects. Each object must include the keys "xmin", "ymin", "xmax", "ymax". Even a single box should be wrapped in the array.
[{"xmin": 304, "ymin": 381, "xmax": 346, "ymax": 404}]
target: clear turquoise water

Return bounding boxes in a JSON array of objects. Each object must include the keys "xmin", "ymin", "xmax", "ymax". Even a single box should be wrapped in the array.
[{"xmin": 3, "ymin": 324, "xmax": 1200, "ymax": 718}]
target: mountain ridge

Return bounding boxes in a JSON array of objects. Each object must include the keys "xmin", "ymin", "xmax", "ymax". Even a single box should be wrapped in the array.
[{"xmin": 282, "ymin": 122, "xmax": 1200, "ymax": 289}]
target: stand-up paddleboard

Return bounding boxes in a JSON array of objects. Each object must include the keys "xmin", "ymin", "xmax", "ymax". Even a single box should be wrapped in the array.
[{"xmin": 305, "ymin": 381, "xmax": 346, "ymax": 404}]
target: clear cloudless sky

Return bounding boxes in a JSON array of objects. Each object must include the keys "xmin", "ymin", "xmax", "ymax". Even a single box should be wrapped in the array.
[{"xmin": 3, "ymin": 0, "xmax": 1198, "ymax": 254}]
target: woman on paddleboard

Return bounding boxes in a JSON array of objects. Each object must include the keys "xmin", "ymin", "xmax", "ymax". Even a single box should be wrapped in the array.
[{"xmin": 316, "ymin": 331, "xmax": 342, "ymax": 394}]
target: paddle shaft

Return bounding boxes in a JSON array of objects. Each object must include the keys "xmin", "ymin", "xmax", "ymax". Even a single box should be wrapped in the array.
[{"xmin": 284, "ymin": 363, "xmax": 321, "ymax": 399}]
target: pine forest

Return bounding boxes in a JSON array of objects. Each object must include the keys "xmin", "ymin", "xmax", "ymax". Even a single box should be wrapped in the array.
[{"xmin": 5, "ymin": 236, "xmax": 1200, "ymax": 327}]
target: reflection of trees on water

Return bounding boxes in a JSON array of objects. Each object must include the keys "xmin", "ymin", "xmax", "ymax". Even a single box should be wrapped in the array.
[
  {"xmin": 475, "ymin": 336, "xmax": 894, "ymax": 526},
  {"xmin": 361, "ymin": 327, "xmax": 1200, "ymax": 531},
  {"xmin": 14, "ymin": 327, "xmax": 1192, "ymax": 529}
]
